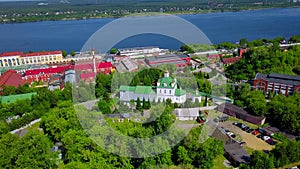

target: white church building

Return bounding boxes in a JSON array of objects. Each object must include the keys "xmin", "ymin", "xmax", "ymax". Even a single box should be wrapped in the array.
[{"xmin": 119, "ymin": 70, "xmax": 197, "ymax": 104}]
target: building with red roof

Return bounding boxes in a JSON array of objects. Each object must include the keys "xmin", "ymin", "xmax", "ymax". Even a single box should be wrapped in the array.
[
  {"xmin": 221, "ymin": 49, "xmax": 247, "ymax": 66},
  {"xmin": 80, "ymin": 72, "xmax": 96, "ymax": 82},
  {"xmin": 75, "ymin": 62, "xmax": 113, "ymax": 74},
  {"xmin": 23, "ymin": 62, "xmax": 113, "ymax": 84},
  {"xmin": 221, "ymin": 56, "xmax": 242, "ymax": 65},
  {"xmin": 0, "ymin": 51, "xmax": 63, "ymax": 68},
  {"xmin": 24, "ymin": 65, "xmax": 71, "ymax": 83},
  {"xmin": 0, "ymin": 70, "xmax": 26, "ymax": 90},
  {"xmin": 0, "ymin": 52, "xmax": 23, "ymax": 57}
]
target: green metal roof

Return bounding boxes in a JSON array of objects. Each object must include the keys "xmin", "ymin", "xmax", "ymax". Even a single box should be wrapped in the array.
[
  {"xmin": 175, "ymin": 89, "xmax": 186, "ymax": 96},
  {"xmin": 120, "ymin": 86, "xmax": 136, "ymax": 92},
  {"xmin": 134, "ymin": 86, "xmax": 155, "ymax": 95},
  {"xmin": 157, "ymin": 77, "xmax": 176, "ymax": 89},
  {"xmin": 0, "ymin": 92, "xmax": 37, "ymax": 104},
  {"xmin": 120, "ymin": 86, "xmax": 155, "ymax": 95}
]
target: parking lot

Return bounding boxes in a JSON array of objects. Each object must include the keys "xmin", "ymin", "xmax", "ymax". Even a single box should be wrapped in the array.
[{"xmin": 219, "ymin": 121, "xmax": 275, "ymax": 151}]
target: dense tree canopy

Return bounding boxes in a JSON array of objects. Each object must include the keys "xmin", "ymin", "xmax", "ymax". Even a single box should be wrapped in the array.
[
  {"xmin": 226, "ymin": 44, "xmax": 300, "ymax": 81},
  {"xmin": 0, "ymin": 131, "xmax": 57, "ymax": 169},
  {"xmin": 241, "ymin": 139, "xmax": 300, "ymax": 169},
  {"xmin": 289, "ymin": 35, "xmax": 300, "ymax": 43},
  {"xmin": 267, "ymin": 94, "xmax": 300, "ymax": 134}
]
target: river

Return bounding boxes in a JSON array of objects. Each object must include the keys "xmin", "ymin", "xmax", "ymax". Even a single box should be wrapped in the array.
[{"xmin": 0, "ymin": 7, "xmax": 299, "ymax": 53}]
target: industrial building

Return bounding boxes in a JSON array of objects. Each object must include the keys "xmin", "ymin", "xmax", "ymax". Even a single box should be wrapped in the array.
[
  {"xmin": 115, "ymin": 57, "xmax": 138, "ymax": 72},
  {"xmin": 145, "ymin": 54, "xmax": 190, "ymax": 67},
  {"xmin": 118, "ymin": 46, "xmax": 168, "ymax": 59}
]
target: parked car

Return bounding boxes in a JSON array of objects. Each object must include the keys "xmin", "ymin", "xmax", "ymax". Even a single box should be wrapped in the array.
[
  {"xmin": 240, "ymin": 142, "xmax": 246, "ymax": 146},
  {"xmin": 232, "ymin": 121, "xmax": 239, "ymax": 126},
  {"xmin": 236, "ymin": 139, "xmax": 243, "ymax": 144},
  {"xmin": 240, "ymin": 124, "xmax": 247, "ymax": 129},
  {"xmin": 257, "ymin": 134, "xmax": 263, "ymax": 139},
  {"xmin": 252, "ymin": 130, "xmax": 260, "ymax": 135},
  {"xmin": 263, "ymin": 136, "xmax": 271, "ymax": 141},
  {"xmin": 242, "ymin": 126, "xmax": 250, "ymax": 131},
  {"xmin": 247, "ymin": 128, "xmax": 254, "ymax": 133},
  {"xmin": 226, "ymin": 131, "xmax": 234, "ymax": 136},
  {"xmin": 258, "ymin": 128, "xmax": 265, "ymax": 134},
  {"xmin": 236, "ymin": 122, "xmax": 242, "ymax": 127},
  {"xmin": 267, "ymin": 139, "xmax": 277, "ymax": 145},
  {"xmin": 231, "ymin": 134, "xmax": 236, "ymax": 138}
]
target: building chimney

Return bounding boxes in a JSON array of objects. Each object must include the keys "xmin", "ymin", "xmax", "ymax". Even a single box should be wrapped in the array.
[{"xmin": 92, "ymin": 48, "xmax": 96, "ymax": 73}]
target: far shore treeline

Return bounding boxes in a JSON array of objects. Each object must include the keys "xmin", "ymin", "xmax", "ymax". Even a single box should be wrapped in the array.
[{"xmin": 0, "ymin": 0, "xmax": 299, "ymax": 23}]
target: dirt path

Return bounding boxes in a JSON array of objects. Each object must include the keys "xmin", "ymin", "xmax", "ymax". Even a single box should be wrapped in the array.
[{"xmin": 219, "ymin": 121, "xmax": 274, "ymax": 151}]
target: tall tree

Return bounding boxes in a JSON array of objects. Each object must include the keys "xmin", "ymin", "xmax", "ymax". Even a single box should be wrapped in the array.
[{"xmin": 136, "ymin": 98, "xmax": 143, "ymax": 111}]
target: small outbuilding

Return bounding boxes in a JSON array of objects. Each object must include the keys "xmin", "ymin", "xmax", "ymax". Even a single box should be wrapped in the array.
[
  {"xmin": 173, "ymin": 108, "xmax": 199, "ymax": 121},
  {"xmin": 224, "ymin": 141, "xmax": 251, "ymax": 167}
]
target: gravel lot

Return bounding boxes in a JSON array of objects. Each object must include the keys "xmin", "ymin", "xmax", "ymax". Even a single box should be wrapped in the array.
[{"xmin": 219, "ymin": 121, "xmax": 275, "ymax": 151}]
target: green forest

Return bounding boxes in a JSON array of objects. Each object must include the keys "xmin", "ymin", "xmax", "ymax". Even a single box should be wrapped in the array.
[{"xmin": 225, "ymin": 43, "xmax": 300, "ymax": 81}]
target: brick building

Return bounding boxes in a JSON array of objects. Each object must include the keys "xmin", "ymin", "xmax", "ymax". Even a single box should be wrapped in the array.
[{"xmin": 253, "ymin": 73, "xmax": 300, "ymax": 95}]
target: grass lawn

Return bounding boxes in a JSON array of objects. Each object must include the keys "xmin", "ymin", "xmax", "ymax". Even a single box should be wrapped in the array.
[
  {"xmin": 243, "ymin": 146, "xmax": 255, "ymax": 155},
  {"xmin": 27, "ymin": 121, "xmax": 42, "ymax": 132},
  {"xmin": 212, "ymin": 155, "xmax": 230, "ymax": 169},
  {"xmin": 176, "ymin": 120, "xmax": 198, "ymax": 124}
]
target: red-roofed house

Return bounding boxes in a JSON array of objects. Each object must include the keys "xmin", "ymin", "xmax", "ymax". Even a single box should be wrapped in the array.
[{"xmin": 0, "ymin": 70, "xmax": 26, "ymax": 90}]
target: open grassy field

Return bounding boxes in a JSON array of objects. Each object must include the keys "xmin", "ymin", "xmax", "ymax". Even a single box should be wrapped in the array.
[{"xmin": 212, "ymin": 155, "xmax": 231, "ymax": 169}]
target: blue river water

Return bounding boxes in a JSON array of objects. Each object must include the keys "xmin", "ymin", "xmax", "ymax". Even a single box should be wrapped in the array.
[{"xmin": 0, "ymin": 7, "xmax": 299, "ymax": 53}]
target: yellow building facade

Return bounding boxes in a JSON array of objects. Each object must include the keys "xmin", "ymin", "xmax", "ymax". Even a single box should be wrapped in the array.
[{"xmin": 0, "ymin": 51, "xmax": 63, "ymax": 68}]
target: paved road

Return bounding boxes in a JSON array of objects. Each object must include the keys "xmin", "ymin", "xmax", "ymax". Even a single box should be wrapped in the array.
[
  {"xmin": 78, "ymin": 99, "xmax": 100, "ymax": 110},
  {"xmin": 11, "ymin": 118, "xmax": 41, "ymax": 135}
]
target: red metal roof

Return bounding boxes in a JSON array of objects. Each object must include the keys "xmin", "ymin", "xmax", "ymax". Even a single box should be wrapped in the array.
[
  {"xmin": 25, "ymin": 62, "xmax": 112, "ymax": 77},
  {"xmin": 74, "ymin": 62, "xmax": 112, "ymax": 70},
  {"xmin": 25, "ymin": 65, "xmax": 71, "ymax": 76},
  {"xmin": 0, "ymin": 51, "xmax": 62, "ymax": 58},
  {"xmin": 0, "ymin": 70, "xmax": 25, "ymax": 88},
  {"xmin": 74, "ymin": 64, "xmax": 93, "ymax": 70},
  {"xmin": 239, "ymin": 48, "xmax": 248, "ymax": 57},
  {"xmin": 80, "ymin": 72, "xmax": 96, "ymax": 80},
  {"xmin": 0, "ymin": 52, "xmax": 23, "ymax": 57},
  {"xmin": 222, "ymin": 56, "xmax": 242, "ymax": 64},
  {"xmin": 98, "ymin": 62, "xmax": 112, "ymax": 68},
  {"xmin": 21, "ymin": 51, "xmax": 62, "ymax": 57}
]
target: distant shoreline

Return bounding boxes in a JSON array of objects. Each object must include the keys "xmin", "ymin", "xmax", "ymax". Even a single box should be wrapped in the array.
[{"xmin": 0, "ymin": 6, "xmax": 299, "ymax": 25}]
